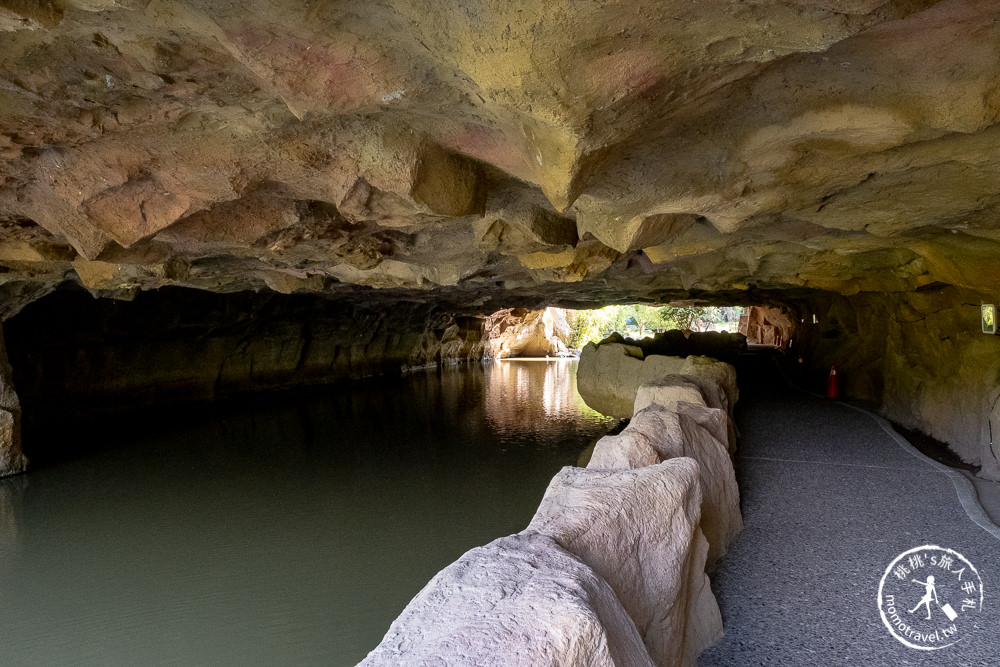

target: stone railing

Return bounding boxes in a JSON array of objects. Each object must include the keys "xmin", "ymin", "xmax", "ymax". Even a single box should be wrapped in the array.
[{"xmin": 361, "ymin": 341, "xmax": 741, "ymax": 666}]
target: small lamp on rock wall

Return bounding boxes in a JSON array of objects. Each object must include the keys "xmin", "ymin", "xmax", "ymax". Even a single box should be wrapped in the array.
[{"xmin": 982, "ymin": 304, "xmax": 996, "ymax": 335}]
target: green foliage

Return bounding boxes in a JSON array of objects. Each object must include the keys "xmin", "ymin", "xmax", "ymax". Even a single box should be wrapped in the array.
[
  {"xmin": 565, "ymin": 304, "xmax": 744, "ymax": 349},
  {"xmin": 566, "ymin": 306, "xmax": 619, "ymax": 349},
  {"xmin": 660, "ymin": 306, "xmax": 702, "ymax": 330}
]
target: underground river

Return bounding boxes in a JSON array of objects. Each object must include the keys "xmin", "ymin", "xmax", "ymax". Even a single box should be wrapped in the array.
[{"xmin": 0, "ymin": 359, "xmax": 614, "ymax": 666}]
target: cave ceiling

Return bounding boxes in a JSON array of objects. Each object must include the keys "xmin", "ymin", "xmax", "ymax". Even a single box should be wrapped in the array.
[{"xmin": 1, "ymin": 0, "xmax": 999, "ymax": 315}]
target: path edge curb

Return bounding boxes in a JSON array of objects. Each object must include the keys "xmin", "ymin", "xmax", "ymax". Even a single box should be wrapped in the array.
[{"xmin": 788, "ymin": 383, "xmax": 1000, "ymax": 541}]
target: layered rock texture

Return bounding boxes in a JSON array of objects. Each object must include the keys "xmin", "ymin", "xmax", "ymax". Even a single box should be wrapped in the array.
[
  {"xmin": 5, "ymin": 287, "xmax": 491, "ymax": 419},
  {"xmin": 738, "ymin": 305, "xmax": 796, "ymax": 348},
  {"xmin": 481, "ymin": 307, "xmax": 572, "ymax": 358},
  {"xmin": 3, "ymin": 1, "xmax": 1000, "ymax": 304},
  {"xmin": 0, "ymin": 324, "xmax": 26, "ymax": 475},
  {"xmin": 2, "ymin": 1, "xmax": 1000, "ymax": 476}
]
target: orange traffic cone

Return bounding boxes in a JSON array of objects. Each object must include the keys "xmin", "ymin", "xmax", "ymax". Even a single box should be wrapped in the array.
[{"xmin": 826, "ymin": 365, "xmax": 839, "ymax": 399}]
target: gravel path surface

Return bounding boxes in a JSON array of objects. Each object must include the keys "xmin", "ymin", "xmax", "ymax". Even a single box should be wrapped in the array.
[{"xmin": 699, "ymin": 383, "xmax": 1000, "ymax": 667}]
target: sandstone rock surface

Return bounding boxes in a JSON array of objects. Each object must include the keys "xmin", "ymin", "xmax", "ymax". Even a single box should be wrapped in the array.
[
  {"xmin": 577, "ymin": 341, "xmax": 738, "ymax": 421},
  {"xmin": 674, "ymin": 401, "xmax": 734, "ymax": 456},
  {"xmin": 1, "ymin": 1, "xmax": 999, "ymax": 306},
  {"xmin": 576, "ymin": 343, "xmax": 687, "ymax": 418},
  {"xmin": 4, "ymin": 288, "xmax": 491, "ymax": 417},
  {"xmin": 0, "ymin": 324, "xmax": 25, "ymax": 477},
  {"xmin": 681, "ymin": 356, "xmax": 739, "ymax": 417},
  {"xmin": 527, "ymin": 460, "xmax": 723, "ymax": 667},
  {"xmin": 633, "ymin": 372, "xmax": 741, "ymax": 451},
  {"xmin": 739, "ymin": 306, "xmax": 797, "ymax": 349},
  {"xmin": 361, "ymin": 533, "xmax": 654, "ymax": 667},
  {"xmin": 588, "ymin": 405, "xmax": 742, "ymax": 565},
  {"xmin": 483, "ymin": 307, "xmax": 572, "ymax": 358},
  {"xmin": 634, "ymin": 376, "xmax": 715, "ymax": 414}
]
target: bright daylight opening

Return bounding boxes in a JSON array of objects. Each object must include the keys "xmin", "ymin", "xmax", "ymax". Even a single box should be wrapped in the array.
[{"xmin": 565, "ymin": 305, "xmax": 746, "ymax": 350}]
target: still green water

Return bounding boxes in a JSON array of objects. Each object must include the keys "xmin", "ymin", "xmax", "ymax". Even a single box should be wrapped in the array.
[{"xmin": 0, "ymin": 359, "xmax": 614, "ymax": 666}]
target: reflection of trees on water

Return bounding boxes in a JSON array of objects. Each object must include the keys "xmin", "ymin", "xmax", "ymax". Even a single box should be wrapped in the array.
[
  {"xmin": 0, "ymin": 362, "xmax": 610, "ymax": 570},
  {"xmin": 484, "ymin": 360, "xmax": 614, "ymax": 438}
]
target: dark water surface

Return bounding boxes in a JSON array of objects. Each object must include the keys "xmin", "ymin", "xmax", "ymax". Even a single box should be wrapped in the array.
[{"xmin": 1, "ymin": 359, "xmax": 614, "ymax": 666}]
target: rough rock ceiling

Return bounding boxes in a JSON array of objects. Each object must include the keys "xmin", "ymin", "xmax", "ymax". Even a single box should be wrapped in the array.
[{"xmin": 1, "ymin": 0, "xmax": 999, "ymax": 315}]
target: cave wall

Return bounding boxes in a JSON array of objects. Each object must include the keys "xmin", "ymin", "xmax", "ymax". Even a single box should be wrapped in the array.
[
  {"xmin": 0, "ymin": 323, "xmax": 26, "ymax": 475},
  {"xmin": 0, "ymin": 285, "xmax": 593, "ymax": 475},
  {"xmin": 4, "ymin": 287, "xmax": 487, "ymax": 421},
  {"xmin": 482, "ymin": 307, "xmax": 572, "ymax": 358},
  {"xmin": 795, "ymin": 287, "xmax": 1000, "ymax": 479},
  {"xmin": 7, "ymin": 281, "xmax": 1000, "ymax": 483},
  {"xmin": 738, "ymin": 306, "xmax": 796, "ymax": 350}
]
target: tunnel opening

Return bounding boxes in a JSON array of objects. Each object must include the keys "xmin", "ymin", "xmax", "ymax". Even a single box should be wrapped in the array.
[
  {"xmin": 3, "ymin": 282, "xmax": 1000, "ymax": 483},
  {"xmin": 3, "ymin": 281, "xmax": 1000, "ymax": 665},
  {"xmin": 1, "ymin": 285, "xmax": 790, "ymax": 466}
]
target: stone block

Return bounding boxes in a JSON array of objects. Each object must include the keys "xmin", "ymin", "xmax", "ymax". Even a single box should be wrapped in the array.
[
  {"xmin": 634, "ymin": 374, "xmax": 738, "ymax": 455},
  {"xmin": 360, "ymin": 532, "xmax": 654, "ymax": 666},
  {"xmin": 577, "ymin": 343, "xmax": 686, "ymax": 419},
  {"xmin": 633, "ymin": 375, "xmax": 711, "ymax": 413},
  {"xmin": 587, "ymin": 405, "xmax": 742, "ymax": 565},
  {"xmin": 527, "ymin": 460, "xmax": 723, "ymax": 666},
  {"xmin": 680, "ymin": 356, "xmax": 739, "ymax": 416},
  {"xmin": 674, "ymin": 400, "xmax": 735, "ymax": 455}
]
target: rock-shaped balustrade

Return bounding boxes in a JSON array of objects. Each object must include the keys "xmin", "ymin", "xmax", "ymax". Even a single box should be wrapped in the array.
[
  {"xmin": 527, "ymin": 460, "xmax": 722, "ymax": 666},
  {"xmin": 360, "ymin": 533, "xmax": 655, "ymax": 667},
  {"xmin": 363, "ymin": 344, "xmax": 743, "ymax": 666},
  {"xmin": 588, "ymin": 405, "xmax": 741, "ymax": 566},
  {"xmin": 577, "ymin": 341, "xmax": 739, "ymax": 421}
]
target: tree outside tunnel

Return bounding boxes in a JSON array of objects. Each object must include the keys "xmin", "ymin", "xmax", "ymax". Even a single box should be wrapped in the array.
[{"xmin": 566, "ymin": 305, "xmax": 744, "ymax": 349}]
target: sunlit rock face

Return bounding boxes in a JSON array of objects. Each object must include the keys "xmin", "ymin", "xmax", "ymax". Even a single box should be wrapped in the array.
[
  {"xmin": 483, "ymin": 307, "xmax": 572, "ymax": 358},
  {"xmin": 739, "ymin": 306, "xmax": 796, "ymax": 348}
]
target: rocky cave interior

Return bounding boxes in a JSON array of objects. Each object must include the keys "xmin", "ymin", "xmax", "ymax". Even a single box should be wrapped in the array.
[{"xmin": 1, "ymin": 0, "xmax": 1000, "ymax": 483}]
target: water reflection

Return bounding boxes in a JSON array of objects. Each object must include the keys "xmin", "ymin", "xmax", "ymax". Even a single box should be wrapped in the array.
[
  {"xmin": 2, "ymin": 360, "xmax": 614, "ymax": 666},
  {"xmin": 485, "ymin": 359, "xmax": 611, "ymax": 436}
]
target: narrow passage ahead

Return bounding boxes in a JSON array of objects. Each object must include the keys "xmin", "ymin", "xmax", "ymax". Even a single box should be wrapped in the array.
[{"xmin": 699, "ymin": 367, "xmax": 1000, "ymax": 666}]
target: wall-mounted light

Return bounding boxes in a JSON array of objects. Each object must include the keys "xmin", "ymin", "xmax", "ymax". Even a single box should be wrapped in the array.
[
  {"xmin": 812, "ymin": 314, "xmax": 818, "ymax": 324},
  {"xmin": 982, "ymin": 304, "xmax": 996, "ymax": 335}
]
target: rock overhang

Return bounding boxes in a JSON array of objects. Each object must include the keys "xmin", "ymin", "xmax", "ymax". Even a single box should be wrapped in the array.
[{"xmin": 0, "ymin": 0, "xmax": 998, "ymax": 315}]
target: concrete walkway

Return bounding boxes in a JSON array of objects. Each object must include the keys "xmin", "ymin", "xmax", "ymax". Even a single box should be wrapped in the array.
[{"xmin": 698, "ymin": 380, "xmax": 1000, "ymax": 666}]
